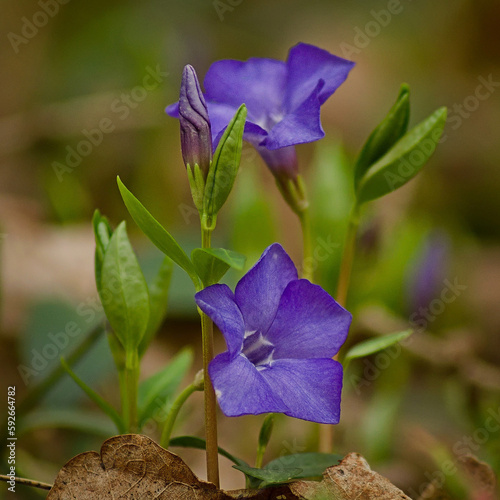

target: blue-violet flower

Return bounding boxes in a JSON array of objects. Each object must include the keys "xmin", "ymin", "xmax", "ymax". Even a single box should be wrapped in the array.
[
  {"xmin": 195, "ymin": 243, "xmax": 352, "ymax": 424},
  {"xmin": 167, "ymin": 43, "xmax": 354, "ymax": 182}
]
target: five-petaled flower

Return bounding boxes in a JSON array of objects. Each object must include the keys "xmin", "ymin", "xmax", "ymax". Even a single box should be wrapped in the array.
[
  {"xmin": 167, "ymin": 43, "xmax": 354, "ymax": 182},
  {"xmin": 194, "ymin": 243, "xmax": 352, "ymax": 424}
]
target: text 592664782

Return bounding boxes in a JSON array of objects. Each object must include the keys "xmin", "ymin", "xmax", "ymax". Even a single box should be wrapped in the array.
[{"xmin": 6, "ymin": 386, "xmax": 16, "ymax": 493}]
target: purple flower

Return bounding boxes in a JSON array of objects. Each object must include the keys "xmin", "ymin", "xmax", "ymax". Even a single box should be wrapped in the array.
[
  {"xmin": 406, "ymin": 232, "xmax": 449, "ymax": 315},
  {"xmin": 195, "ymin": 243, "xmax": 352, "ymax": 424},
  {"xmin": 178, "ymin": 65, "xmax": 212, "ymax": 178},
  {"xmin": 167, "ymin": 43, "xmax": 354, "ymax": 181}
]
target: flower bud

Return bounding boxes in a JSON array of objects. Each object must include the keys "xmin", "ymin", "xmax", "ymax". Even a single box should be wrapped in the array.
[
  {"xmin": 178, "ymin": 65, "xmax": 213, "ymax": 178},
  {"xmin": 258, "ymin": 413, "xmax": 275, "ymax": 451}
]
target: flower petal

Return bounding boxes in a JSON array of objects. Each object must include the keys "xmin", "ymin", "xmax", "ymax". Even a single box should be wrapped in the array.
[
  {"xmin": 165, "ymin": 101, "xmax": 179, "ymax": 117},
  {"xmin": 260, "ymin": 358, "xmax": 343, "ymax": 423},
  {"xmin": 209, "ymin": 352, "xmax": 289, "ymax": 417},
  {"xmin": 235, "ymin": 243, "xmax": 298, "ymax": 335},
  {"xmin": 285, "ymin": 43, "xmax": 355, "ymax": 112},
  {"xmin": 207, "ymin": 101, "xmax": 267, "ymax": 148},
  {"xmin": 204, "ymin": 58, "xmax": 287, "ymax": 131},
  {"xmin": 266, "ymin": 279, "xmax": 351, "ymax": 359},
  {"xmin": 263, "ymin": 81, "xmax": 324, "ymax": 150},
  {"xmin": 195, "ymin": 284, "xmax": 244, "ymax": 355}
]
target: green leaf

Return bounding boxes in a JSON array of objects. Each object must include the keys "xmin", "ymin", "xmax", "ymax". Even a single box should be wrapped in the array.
[
  {"xmin": 203, "ymin": 105, "xmax": 247, "ymax": 221},
  {"xmin": 92, "ymin": 209, "xmax": 113, "ymax": 292},
  {"xmin": 139, "ymin": 255, "xmax": 174, "ymax": 357},
  {"xmin": 60, "ymin": 357, "xmax": 124, "ymax": 433},
  {"xmin": 264, "ymin": 453, "xmax": 343, "ymax": 480},
  {"xmin": 355, "ymin": 84, "xmax": 410, "ymax": 188},
  {"xmin": 137, "ymin": 348, "xmax": 193, "ymax": 428},
  {"xmin": 169, "ymin": 435, "xmax": 249, "ymax": 468},
  {"xmin": 191, "ymin": 247, "xmax": 246, "ymax": 286},
  {"xmin": 356, "ymin": 107, "xmax": 447, "ymax": 204},
  {"xmin": 234, "ymin": 453, "xmax": 343, "ymax": 487},
  {"xmin": 343, "ymin": 330, "xmax": 412, "ymax": 365},
  {"xmin": 100, "ymin": 221, "xmax": 150, "ymax": 363},
  {"xmin": 117, "ymin": 177, "xmax": 200, "ymax": 288}
]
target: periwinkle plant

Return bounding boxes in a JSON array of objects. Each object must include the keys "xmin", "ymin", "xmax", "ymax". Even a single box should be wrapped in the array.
[{"xmin": 59, "ymin": 42, "xmax": 447, "ymax": 490}]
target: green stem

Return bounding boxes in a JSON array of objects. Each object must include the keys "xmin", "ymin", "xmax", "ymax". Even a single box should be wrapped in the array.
[
  {"xmin": 201, "ymin": 226, "xmax": 220, "ymax": 487},
  {"xmin": 118, "ymin": 368, "xmax": 127, "ymax": 428},
  {"xmin": 123, "ymin": 349, "xmax": 139, "ymax": 433},
  {"xmin": 298, "ymin": 207, "xmax": 314, "ymax": 282},
  {"xmin": 336, "ymin": 205, "xmax": 360, "ymax": 308},
  {"xmin": 60, "ymin": 357, "xmax": 125, "ymax": 433},
  {"xmin": 160, "ymin": 376, "xmax": 203, "ymax": 448}
]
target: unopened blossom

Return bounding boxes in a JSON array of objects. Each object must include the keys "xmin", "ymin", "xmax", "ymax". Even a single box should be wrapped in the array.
[
  {"xmin": 178, "ymin": 64, "xmax": 212, "ymax": 178},
  {"xmin": 194, "ymin": 243, "xmax": 352, "ymax": 424}
]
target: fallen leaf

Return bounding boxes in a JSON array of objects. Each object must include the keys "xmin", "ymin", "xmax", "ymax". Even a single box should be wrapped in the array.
[
  {"xmin": 460, "ymin": 454, "xmax": 497, "ymax": 499},
  {"xmin": 47, "ymin": 434, "xmax": 219, "ymax": 499},
  {"xmin": 290, "ymin": 453, "xmax": 412, "ymax": 500}
]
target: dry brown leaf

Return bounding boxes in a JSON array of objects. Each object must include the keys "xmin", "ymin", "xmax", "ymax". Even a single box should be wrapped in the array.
[
  {"xmin": 290, "ymin": 453, "xmax": 412, "ymax": 500},
  {"xmin": 460, "ymin": 454, "xmax": 497, "ymax": 498},
  {"xmin": 47, "ymin": 434, "xmax": 219, "ymax": 499}
]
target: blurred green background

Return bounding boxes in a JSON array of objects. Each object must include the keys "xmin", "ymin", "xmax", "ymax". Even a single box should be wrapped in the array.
[{"xmin": 1, "ymin": 0, "xmax": 500, "ymax": 498}]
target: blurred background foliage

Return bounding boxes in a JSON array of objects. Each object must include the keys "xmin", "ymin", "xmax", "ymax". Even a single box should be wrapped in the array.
[{"xmin": 1, "ymin": 0, "xmax": 500, "ymax": 498}]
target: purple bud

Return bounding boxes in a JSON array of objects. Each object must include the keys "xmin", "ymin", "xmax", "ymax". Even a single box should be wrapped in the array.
[{"xmin": 178, "ymin": 65, "xmax": 212, "ymax": 177}]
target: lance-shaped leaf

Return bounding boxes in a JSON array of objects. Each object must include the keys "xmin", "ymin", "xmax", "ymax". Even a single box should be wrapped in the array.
[
  {"xmin": 234, "ymin": 452, "xmax": 343, "ymax": 487},
  {"xmin": 117, "ymin": 177, "xmax": 200, "ymax": 288},
  {"xmin": 138, "ymin": 256, "xmax": 174, "ymax": 357},
  {"xmin": 92, "ymin": 210, "xmax": 113, "ymax": 293},
  {"xmin": 100, "ymin": 221, "xmax": 149, "ymax": 366},
  {"xmin": 203, "ymin": 104, "xmax": 247, "ymax": 221},
  {"xmin": 343, "ymin": 330, "xmax": 412, "ymax": 368},
  {"xmin": 233, "ymin": 463, "xmax": 303, "ymax": 487},
  {"xmin": 354, "ymin": 84, "xmax": 410, "ymax": 188},
  {"xmin": 356, "ymin": 106, "xmax": 447, "ymax": 205},
  {"xmin": 191, "ymin": 247, "xmax": 246, "ymax": 286}
]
